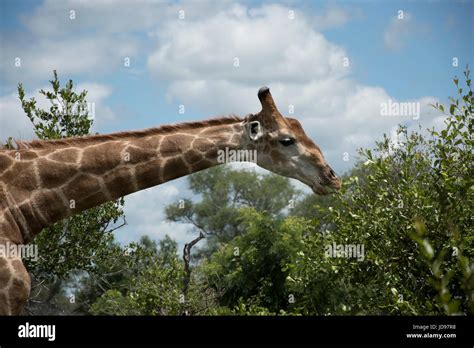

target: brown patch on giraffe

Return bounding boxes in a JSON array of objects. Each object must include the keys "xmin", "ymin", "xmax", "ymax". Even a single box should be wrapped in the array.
[
  {"xmin": 140, "ymin": 136, "xmax": 163, "ymax": 150},
  {"xmin": 204, "ymin": 148, "xmax": 218, "ymax": 161},
  {"xmin": 131, "ymin": 137, "xmax": 162, "ymax": 151},
  {"xmin": 18, "ymin": 202, "xmax": 45, "ymax": 233},
  {"xmin": 104, "ymin": 167, "xmax": 135, "ymax": 198},
  {"xmin": 17, "ymin": 150, "xmax": 38, "ymax": 161},
  {"xmin": 270, "ymin": 149, "xmax": 286, "ymax": 164},
  {"xmin": 9, "ymin": 190, "xmax": 31, "ymax": 206},
  {"xmin": 9, "ymin": 277, "xmax": 30, "ymax": 315},
  {"xmin": 191, "ymin": 158, "xmax": 214, "ymax": 173},
  {"xmin": 81, "ymin": 143, "xmax": 122, "ymax": 175},
  {"xmin": 162, "ymin": 157, "xmax": 189, "ymax": 182},
  {"xmin": 76, "ymin": 191, "xmax": 110, "ymax": 211},
  {"xmin": 135, "ymin": 160, "xmax": 162, "ymax": 189},
  {"xmin": 63, "ymin": 174, "xmax": 102, "ymax": 203},
  {"xmin": 193, "ymin": 139, "xmax": 214, "ymax": 153},
  {"xmin": 183, "ymin": 150, "xmax": 202, "ymax": 166},
  {"xmin": 48, "ymin": 148, "xmax": 81, "ymax": 164},
  {"xmin": 285, "ymin": 118, "xmax": 323, "ymax": 153},
  {"xmin": 0, "ymin": 161, "xmax": 37, "ymax": 192},
  {"xmin": 0, "ymin": 258, "xmax": 7, "ymax": 269},
  {"xmin": 1, "ymin": 212, "xmax": 24, "ymax": 244},
  {"xmin": 0, "ymin": 153, "xmax": 13, "ymax": 174},
  {"xmin": 124, "ymin": 145, "xmax": 156, "ymax": 164},
  {"xmin": 11, "ymin": 260, "xmax": 25, "ymax": 274},
  {"xmin": 230, "ymin": 133, "xmax": 241, "ymax": 144},
  {"xmin": 160, "ymin": 134, "xmax": 194, "ymax": 157},
  {"xmin": 37, "ymin": 158, "xmax": 78, "ymax": 189},
  {"xmin": 0, "ymin": 264, "xmax": 10, "ymax": 289},
  {"xmin": 33, "ymin": 190, "xmax": 66, "ymax": 223}
]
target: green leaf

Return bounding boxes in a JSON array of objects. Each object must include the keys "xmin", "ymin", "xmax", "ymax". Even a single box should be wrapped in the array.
[{"xmin": 450, "ymin": 104, "xmax": 456, "ymax": 115}]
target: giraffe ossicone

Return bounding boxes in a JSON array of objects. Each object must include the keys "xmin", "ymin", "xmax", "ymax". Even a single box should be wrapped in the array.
[{"xmin": 0, "ymin": 87, "xmax": 341, "ymax": 315}]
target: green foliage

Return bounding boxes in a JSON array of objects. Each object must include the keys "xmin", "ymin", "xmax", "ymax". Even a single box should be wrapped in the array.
[
  {"xmin": 173, "ymin": 68, "xmax": 472, "ymax": 316},
  {"xmin": 202, "ymin": 208, "xmax": 308, "ymax": 313},
  {"xmin": 90, "ymin": 238, "xmax": 218, "ymax": 315},
  {"xmin": 18, "ymin": 70, "xmax": 92, "ymax": 140},
  {"xmin": 72, "ymin": 236, "xmax": 159, "ymax": 314},
  {"xmin": 166, "ymin": 166, "xmax": 299, "ymax": 259},
  {"xmin": 28, "ymin": 201, "xmax": 124, "ymax": 281},
  {"xmin": 158, "ymin": 234, "xmax": 178, "ymax": 265},
  {"xmin": 286, "ymin": 68, "xmax": 473, "ymax": 315},
  {"xmin": 90, "ymin": 256, "xmax": 185, "ymax": 315}
]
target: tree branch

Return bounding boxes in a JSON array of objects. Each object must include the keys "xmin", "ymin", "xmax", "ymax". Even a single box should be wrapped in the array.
[{"xmin": 181, "ymin": 231, "xmax": 205, "ymax": 315}]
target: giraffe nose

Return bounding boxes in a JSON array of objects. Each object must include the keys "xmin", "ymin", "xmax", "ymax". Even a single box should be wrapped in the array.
[
  {"xmin": 326, "ymin": 166, "xmax": 338, "ymax": 180},
  {"xmin": 322, "ymin": 165, "xmax": 341, "ymax": 190}
]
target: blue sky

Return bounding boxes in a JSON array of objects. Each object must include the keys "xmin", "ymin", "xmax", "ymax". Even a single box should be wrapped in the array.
[{"xmin": 1, "ymin": 0, "xmax": 473, "ymax": 248}]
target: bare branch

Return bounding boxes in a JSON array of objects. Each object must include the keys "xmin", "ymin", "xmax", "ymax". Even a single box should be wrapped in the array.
[{"xmin": 181, "ymin": 231, "xmax": 205, "ymax": 315}]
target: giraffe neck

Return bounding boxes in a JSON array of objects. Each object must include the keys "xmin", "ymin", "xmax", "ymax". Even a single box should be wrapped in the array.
[{"xmin": 0, "ymin": 118, "xmax": 250, "ymax": 243}]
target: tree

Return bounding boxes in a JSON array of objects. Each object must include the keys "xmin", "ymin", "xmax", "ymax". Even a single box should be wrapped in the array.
[
  {"xmin": 165, "ymin": 166, "xmax": 300, "ymax": 260},
  {"xmin": 16, "ymin": 71, "xmax": 126, "ymax": 314},
  {"xmin": 286, "ymin": 68, "xmax": 473, "ymax": 315},
  {"xmin": 89, "ymin": 236, "xmax": 218, "ymax": 315},
  {"xmin": 73, "ymin": 236, "xmax": 160, "ymax": 314},
  {"xmin": 18, "ymin": 70, "xmax": 93, "ymax": 139},
  {"xmin": 178, "ymin": 69, "xmax": 472, "ymax": 316},
  {"xmin": 202, "ymin": 208, "xmax": 308, "ymax": 314}
]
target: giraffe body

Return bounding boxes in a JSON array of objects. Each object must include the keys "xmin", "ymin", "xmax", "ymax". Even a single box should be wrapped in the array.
[{"xmin": 0, "ymin": 87, "xmax": 341, "ymax": 314}]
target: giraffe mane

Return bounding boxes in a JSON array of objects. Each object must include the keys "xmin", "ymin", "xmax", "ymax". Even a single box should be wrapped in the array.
[{"xmin": 1, "ymin": 115, "xmax": 242, "ymax": 150}]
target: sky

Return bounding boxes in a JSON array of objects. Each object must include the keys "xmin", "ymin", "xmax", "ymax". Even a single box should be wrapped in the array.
[{"xmin": 0, "ymin": 0, "xmax": 473, "ymax": 249}]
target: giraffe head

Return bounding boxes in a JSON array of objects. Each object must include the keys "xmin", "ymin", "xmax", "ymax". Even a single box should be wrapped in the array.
[{"xmin": 243, "ymin": 87, "xmax": 341, "ymax": 195}]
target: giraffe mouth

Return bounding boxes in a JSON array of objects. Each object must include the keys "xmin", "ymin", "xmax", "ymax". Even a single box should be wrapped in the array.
[
  {"xmin": 316, "ymin": 166, "xmax": 342, "ymax": 194},
  {"xmin": 313, "ymin": 180, "xmax": 341, "ymax": 195}
]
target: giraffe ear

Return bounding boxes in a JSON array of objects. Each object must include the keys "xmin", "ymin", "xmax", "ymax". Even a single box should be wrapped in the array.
[{"xmin": 247, "ymin": 120, "xmax": 263, "ymax": 141}]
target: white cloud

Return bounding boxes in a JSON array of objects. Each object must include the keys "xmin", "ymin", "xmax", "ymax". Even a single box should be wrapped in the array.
[
  {"xmin": 313, "ymin": 6, "xmax": 351, "ymax": 30},
  {"xmin": 383, "ymin": 12, "xmax": 416, "ymax": 51},
  {"xmin": 22, "ymin": 0, "xmax": 232, "ymax": 37},
  {"xmin": 145, "ymin": 4, "xmax": 443, "ymax": 173},
  {"xmin": 149, "ymin": 4, "xmax": 348, "ymax": 85},
  {"xmin": 383, "ymin": 13, "xmax": 411, "ymax": 51},
  {"xmin": 1, "ymin": 0, "xmax": 235, "ymax": 85},
  {"xmin": 116, "ymin": 179, "xmax": 197, "ymax": 250},
  {"xmin": 1, "ymin": 36, "xmax": 138, "ymax": 85},
  {"xmin": 0, "ymin": 92, "xmax": 35, "ymax": 141},
  {"xmin": 0, "ymin": 83, "xmax": 115, "ymax": 140},
  {"xmin": 75, "ymin": 83, "xmax": 116, "ymax": 130}
]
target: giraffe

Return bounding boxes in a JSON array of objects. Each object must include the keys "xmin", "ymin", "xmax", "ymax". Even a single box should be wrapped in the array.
[{"xmin": 0, "ymin": 87, "xmax": 341, "ymax": 315}]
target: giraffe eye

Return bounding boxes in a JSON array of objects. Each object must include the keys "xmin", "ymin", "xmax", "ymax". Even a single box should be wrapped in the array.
[{"xmin": 279, "ymin": 138, "xmax": 295, "ymax": 147}]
